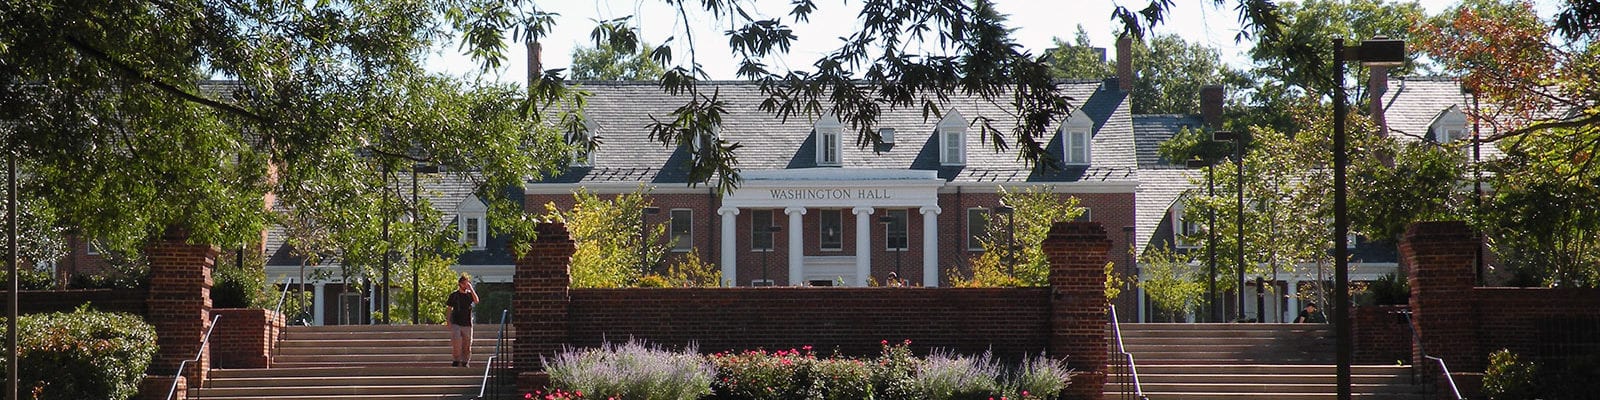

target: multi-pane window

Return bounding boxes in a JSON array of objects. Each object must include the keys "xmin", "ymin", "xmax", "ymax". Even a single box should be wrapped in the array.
[
  {"xmin": 819, "ymin": 209, "xmax": 843, "ymax": 251},
  {"xmin": 1066, "ymin": 129, "xmax": 1091, "ymax": 165},
  {"xmin": 462, "ymin": 217, "xmax": 485, "ymax": 250},
  {"xmin": 941, "ymin": 129, "xmax": 965, "ymax": 165},
  {"xmin": 751, "ymin": 209, "xmax": 775, "ymax": 251},
  {"xmin": 967, "ymin": 208, "xmax": 988, "ymax": 251},
  {"xmin": 1173, "ymin": 203, "xmax": 1198, "ymax": 248},
  {"xmin": 669, "ymin": 209, "xmax": 693, "ymax": 252},
  {"xmin": 569, "ymin": 120, "xmax": 597, "ymax": 166},
  {"xmin": 884, "ymin": 209, "xmax": 908, "ymax": 251}
]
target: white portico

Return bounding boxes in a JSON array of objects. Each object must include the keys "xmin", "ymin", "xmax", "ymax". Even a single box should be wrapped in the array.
[{"xmin": 719, "ymin": 168, "xmax": 945, "ymax": 287}]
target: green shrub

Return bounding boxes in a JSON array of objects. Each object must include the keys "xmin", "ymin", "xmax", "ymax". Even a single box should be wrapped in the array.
[
  {"xmin": 2, "ymin": 267, "xmax": 55, "ymax": 290},
  {"xmin": 543, "ymin": 339, "xmax": 714, "ymax": 400},
  {"xmin": 212, "ymin": 264, "xmax": 270, "ymax": 309},
  {"xmin": 916, "ymin": 350, "xmax": 1004, "ymax": 400},
  {"xmin": 1484, "ymin": 349, "xmax": 1539, "ymax": 400},
  {"xmin": 1012, "ymin": 353, "xmax": 1072, "ymax": 400},
  {"xmin": 1366, "ymin": 273, "xmax": 1410, "ymax": 306},
  {"xmin": 709, "ymin": 346, "xmax": 873, "ymax": 400},
  {"xmin": 1, "ymin": 305, "xmax": 158, "ymax": 400}
]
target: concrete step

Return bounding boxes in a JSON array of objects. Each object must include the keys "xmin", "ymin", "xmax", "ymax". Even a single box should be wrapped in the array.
[
  {"xmin": 273, "ymin": 353, "xmax": 501, "ymax": 364},
  {"xmin": 277, "ymin": 345, "xmax": 501, "ymax": 356},
  {"xmin": 192, "ymin": 384, "xmax": 479, "ymax": 397},
  {"xmin": 210, "ymin": 366, "xmax": 481, "ymax": 379},
  {"xmin": 1110, "ymin": 392, "xmax": 1423, "ymax": 400},
  {"xmin": 186, "ymin": 395, "xmax": 473, "ymax": 400},
  {"xmin": 1135, "ymin": 373, "xmax": 1410, "ymax": 385},
  {"xmin": 1133, "ymin": 364, "xmax": 1412, "ymax": 375}
]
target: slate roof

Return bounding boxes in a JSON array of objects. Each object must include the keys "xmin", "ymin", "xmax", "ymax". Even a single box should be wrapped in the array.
[
  {"xmin": 1379, "ymin": 76, "xmax": 1506, "ymax": 159},
  {"xmin": 1131, "ymin": 114, "xmax": 1204, "ymax": 255},
  {"xmin": 536, "ymin": 80, "xmax": 1137, "ymax": 185},
  {"xmin": 264, "ymin": 171, "xmax": 516, "ymax": 268}
]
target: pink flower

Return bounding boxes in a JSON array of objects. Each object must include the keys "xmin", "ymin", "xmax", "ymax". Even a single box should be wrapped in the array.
[{"xmin": 881, "ymin": 340, "xmax": 889, "ymax": 346}]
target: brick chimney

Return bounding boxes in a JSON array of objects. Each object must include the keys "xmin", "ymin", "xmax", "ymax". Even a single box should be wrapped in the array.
[
  {"xmin": 1201, "ymin": 85, "xmax": 1225, "ymax": 130},
  {"xmin": 527, "ymin": 40, "xmax": 543, "ymax": 89},
  {"xmin": 1116, "ymin": 35, "xmax": 1133, "ymax": 92}
]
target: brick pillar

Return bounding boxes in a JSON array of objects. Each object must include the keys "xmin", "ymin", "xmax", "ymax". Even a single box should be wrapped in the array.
[
  {"xmin": 144, "ymin": 228, "xmax": 216, "ymax": 384},
  {"xmin": 1045, "ymin": 222, "xmax": 1111, "ymax": 400},
  {"xmin": 514, "ymin": 223, "xmax": 574, "ymax": 380},
  {"xmin": 1400, "ymin": 221, "xmax": 1480, "ymax": 371}
]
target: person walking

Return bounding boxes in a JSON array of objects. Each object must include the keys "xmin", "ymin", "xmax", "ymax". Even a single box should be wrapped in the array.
[{"xmin": 446, "ymin": 275, "xmax": 479, "ymax": 367}]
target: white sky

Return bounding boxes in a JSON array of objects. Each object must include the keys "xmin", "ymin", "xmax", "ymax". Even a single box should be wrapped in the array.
[{"xmin": 426, "ymin": 0, "xmax": 1563, "ymax": 84}]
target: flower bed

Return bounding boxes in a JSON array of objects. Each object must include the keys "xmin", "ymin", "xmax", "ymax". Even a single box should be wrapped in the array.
[{"xmin": 533, "ymin": 340, "xmax": 1072, "ymax": 400}]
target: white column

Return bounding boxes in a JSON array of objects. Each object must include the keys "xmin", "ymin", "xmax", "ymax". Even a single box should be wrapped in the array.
[
  {"xmin": 852, "ymin": 206, "xmax": 875, "ymax": 287},
  {"xmin": 920, "ymin": 206, "xmax": 941, "ymax": 287},
  {"xmin": 313, "ymin": 282, "xmax": 326, "ymax": 326},
  {"xmin": 719, "ymin": 207, "xmax": 740, "ymax": 287},
  {"xmin": 1287, "ymin": 279, "xmax": 1301, "ymax": 323},
  {"xmin": 785, "ymin": 207, "xmax": 807, "ymax": 286}
]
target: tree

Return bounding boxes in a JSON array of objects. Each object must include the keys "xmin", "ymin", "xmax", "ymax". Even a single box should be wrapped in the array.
[
  {"xmin": 1046, "ymin": 29, "xmax": 1246, "ymax": 115},
  {"xmin": 1416, "ymin": 0, "xmax": 1600, "ymax": 287},
  {"xmin": 951, "ymin": 186, "xmax": 1085, "ymax": 287},
  {"xmin": 1138, "ymin": 247, "xmax": 1206, "ymax": 322},
  {"xmin": 571, "ymin": 41, "xmax": 666, "ymax": 80},
  {"xmin": 1044, "ymin": 25, "xmax": 1115, "ymax": 81},
  {"xmin": 542, "ymin": 187, "xmax": 672, "ymax": 288},
  {"xmin": 1245, "ymin": 0, "xmax": 1426, "ymax": 100}
]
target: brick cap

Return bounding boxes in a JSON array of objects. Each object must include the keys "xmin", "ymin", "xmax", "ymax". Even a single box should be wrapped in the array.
[
  {"xmin": 534, "ymin": 222, "xmax": 573, "ymax": 243},
  {"xmin": 1045, "ymin": 221, "xmax": 1112, "ymax": 245},
  {"xmin": 1401, "ymin": 221, "xmax": 1473, "ymax": 244}
]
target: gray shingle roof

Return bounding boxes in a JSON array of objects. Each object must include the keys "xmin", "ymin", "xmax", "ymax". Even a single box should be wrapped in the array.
[
  {"xmin": 538, "ymin": 80, "xmax": 1137, "ymax": 184},
  {"xmin": 1133, "ymin": 114, "xmax": 1201, "ymax": 167},
  {"xmin": 1379, "ymin": 76, "xmax": 1506, "ymax": 159}
]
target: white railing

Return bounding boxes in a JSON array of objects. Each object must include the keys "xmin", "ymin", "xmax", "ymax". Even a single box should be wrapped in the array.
[
  {"xmin": 1108, "ymin": 305, "xmax": 1147, "ymax": 400},
  {"xmin": 1424, "ymin": 355, "xmax": 1464, "ymax": 400}
]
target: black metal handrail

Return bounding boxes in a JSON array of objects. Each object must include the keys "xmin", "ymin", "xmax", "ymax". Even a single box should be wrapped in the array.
[
  {"xmin": 1396, "ymin": 309, "xmax": 1462, "ymax": 399},
  {"xmin": 167, "ymin": 314, "xmax": 222, "ymax": 400},
  {"xmin": 1108, "ymin": 304, "xmax": 1148, "ymax": 400},
  {"xmin": 476, "ymin": 309, "xmax": 510, "ymax": 400}
]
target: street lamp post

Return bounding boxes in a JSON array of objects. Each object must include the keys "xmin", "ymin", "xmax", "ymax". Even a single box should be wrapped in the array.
[
  {"xmin": 993, "ymin": 206, "xmax": 1016, "ymax": 278},
  {"xmin": 1185, "ymin": 158, "xmax": 1220, "ymax": 322},
  {"xmin": 642, "ymin": 207, "xmax": 660, "ymax": 276},
  {"xmin": 409, "ymin": 163, "xmax": 438, "ymax": 325},
  {"xmin": 1334, "ymin": 36, "xmax": 1406, "ymax": 400},
  {"xmin": 1213, "ymin": 130, "xmax": 1246, "ymax": 322}
]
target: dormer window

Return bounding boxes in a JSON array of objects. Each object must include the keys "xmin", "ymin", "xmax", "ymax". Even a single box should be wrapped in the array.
[
  {"xmin": 1430, "ymin": 106, "xmax": 1468, "ymax": 144},
  {"xmin": 1172, "ymin": 197, "xmax": 1200, "ymax": 248},
  {"xmin": 569, "ymin": 119, "xmax": 598, "ymax": 167},
  {"xmin": 1063, "ymin": 109, "xmax": 1093, "ymax": 166},
  {"xmin": 816, "ymin": 114, "xmax": 843, "ymax": 166},
  {"xmin": 457, "ymin": 195, "xmax": 488, "ymax": 250},
  {"xmin": 938, "ymin": 110, "xmax": 967, "ymax": 166}
]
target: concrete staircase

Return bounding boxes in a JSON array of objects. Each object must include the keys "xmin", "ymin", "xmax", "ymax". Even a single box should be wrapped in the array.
[
  {"xmin": 189, "ymin": 324, "xmax": 514, "ymax": 400},
  {"xmin": 1106, "ymin": 323, "xmax": 1422, "ymax": 399}
]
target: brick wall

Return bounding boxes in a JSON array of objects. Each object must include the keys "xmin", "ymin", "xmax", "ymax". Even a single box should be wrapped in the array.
[
  {"xmin": 568, "ymin": 287, "xmax": 1051, "ymax": 356},
  {"xmin": 515, "ymin": 221, "xmax": 1113, "ymax": 399},
  {"xmin": 1351, "ymin": 305, "xmax": 1411, "ymax": 365},
  {"xmin": 1400, "ymin": 221, "xmax": 1600, "ymax": 398},
  {"xmin": 210, "ymin": 308, "xmax": 285, "ymax": 369},
  {"xmin": 143, "ymin": 228, "xmax": 216, "ymax": 384}
]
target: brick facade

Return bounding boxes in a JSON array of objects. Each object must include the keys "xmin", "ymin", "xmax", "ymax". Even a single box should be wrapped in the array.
[
  {"xmin": 210, "ymin": 308, "xmax": 285, "ymax": 369},
  {"xmin": 143, "ymin": 228, "xmax": 217, "ymax": 384},
  {"xmin": 514, "ymin": 221, "xmax": 1112, "ymax": 398},
  {"xmin": 1351, "ymin": 305, "xmax": 1411, "ymax": 365},
  {"xmin": 525, "ymin": 190, "xmax": 1135, "ymax": 291},
  {"xmin": 1400, "ymin": 222, "xmax": 1480, "ymax": 371}
]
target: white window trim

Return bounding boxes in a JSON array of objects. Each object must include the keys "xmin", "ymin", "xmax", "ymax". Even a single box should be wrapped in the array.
[
  {"xmin": 1063, "ymin": 110, "xmax": 1094, "ymax": 166},
  {"xmin": 669, "ymin": 209, "xmax": 693, "ymax": 253},
  {"xmin": 938, "ymin": 110, "xmax": 967, "ymax": 166},
  {"xmin": 1430, "ymin": 106, "xmax": 1468, "ymax": 144},
  {"xmin": 570, "ymin": 119, "xmax": 598, "ymax": 167},
  {"xmin": 1173, "ymin": 201, "xmax": 1199, "ymax": 249},
  {"xmin": 816, "ymin": 115, "xmax": 843, "ymax": 166},
  {"xmin": 458, "ymin": 196, "xmax": 489, "ymax": 250},
  {"xmin": 966, "ymin": 208, "xmax": 988, "ymax": 252},
  {"xmin": 819, "ymin": 209, "xmax": 843, "ymax": 252}
]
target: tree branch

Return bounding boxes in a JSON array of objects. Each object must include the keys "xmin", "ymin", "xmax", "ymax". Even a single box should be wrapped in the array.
[{"xmin": 63, "ymin": 35, "xmax": 270, "ymax": 125}]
